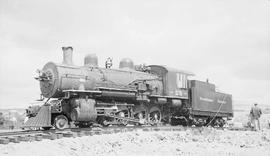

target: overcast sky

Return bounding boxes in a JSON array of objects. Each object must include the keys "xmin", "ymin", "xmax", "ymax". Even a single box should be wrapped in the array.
[{"xmin": 0, "ymin": 0, "xmax": 270, "ymax": 109}]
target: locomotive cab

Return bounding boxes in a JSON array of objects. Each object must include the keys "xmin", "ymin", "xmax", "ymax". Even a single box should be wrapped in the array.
[{"xmin": 148, "ymin": 65, "xmax": 194, "ymax": 99}]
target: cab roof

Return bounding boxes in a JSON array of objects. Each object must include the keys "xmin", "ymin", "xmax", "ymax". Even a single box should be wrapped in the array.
[{"xmin": 149, "ymin": 65, "xmax": 195, "ymax": 76}]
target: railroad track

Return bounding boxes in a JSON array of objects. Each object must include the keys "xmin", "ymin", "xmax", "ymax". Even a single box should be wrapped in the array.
[
  {"xmin": 0, "ymin": 125, "xmax": 251, "ymax": 145},
  {"xmin": 0, "ymin": 130, "xmax": 44, "ymax": 137}
]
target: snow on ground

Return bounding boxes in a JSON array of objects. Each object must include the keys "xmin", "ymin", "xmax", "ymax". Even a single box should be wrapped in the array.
[{"xmin": 0, "ymin": 127, "xmax": 270, "ymax": 156}]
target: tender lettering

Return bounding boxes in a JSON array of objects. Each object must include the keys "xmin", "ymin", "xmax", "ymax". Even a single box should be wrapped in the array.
[
  {"xmin": 199, "ymin": 97, "xmax": 214, "ymax": 102},
  {"xmin": 217, "ymin": 99, "xmax": 226, "ymax": 104}
]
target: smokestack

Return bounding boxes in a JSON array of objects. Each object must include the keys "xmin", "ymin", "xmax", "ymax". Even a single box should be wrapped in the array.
[{"xmin": 62, "ymin": 46, "xmax": 73, "ymax": 65}]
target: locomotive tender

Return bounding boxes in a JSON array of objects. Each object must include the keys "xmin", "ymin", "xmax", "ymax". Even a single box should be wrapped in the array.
[{"xmin": 24, "ymin": 47, "xmax": 233, "ymax": 130}]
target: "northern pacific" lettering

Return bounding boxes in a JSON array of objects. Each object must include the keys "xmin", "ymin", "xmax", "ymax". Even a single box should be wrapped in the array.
[
  {"xmin": 199, "ymin": 97, "xmax": 214, "ymax": 102},
  {"xmin": 217, "ymin": 100, "xmax": 226, "ymax": 104}
]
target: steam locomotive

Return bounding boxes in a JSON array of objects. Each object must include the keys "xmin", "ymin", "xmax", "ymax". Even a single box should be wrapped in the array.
[{"xmin": 23, "ymin": 47, "xmax": 233, "ymax": 130}]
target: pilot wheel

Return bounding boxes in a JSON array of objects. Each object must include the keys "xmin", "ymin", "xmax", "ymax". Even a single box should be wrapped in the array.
[
  {"xmin": 97, "ymin": 116, "xmax": 110, "ymax": 127},
  {"xmin": 54, "ymin": 115, "xmax": 69, "ymax": 130}
]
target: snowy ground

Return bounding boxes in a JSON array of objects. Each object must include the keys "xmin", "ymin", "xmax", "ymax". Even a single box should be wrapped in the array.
[{"xmin": 0, "ymin": 127, "xmax": 270, "ymax": 156}]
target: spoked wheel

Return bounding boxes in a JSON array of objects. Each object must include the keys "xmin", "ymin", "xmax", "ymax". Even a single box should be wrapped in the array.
[
  {"xmin": 116, "ymin": 111, "xmax": 129, "ymax": 126},
  {"xmin": 134, "ymin": 106, "xmax": 148, "ymax": 125},
  {"xmin": 97, "ymin": 116, "xmax": 110, "ymax": 127},
  {"xmin": 54, "ymin": 115, "xmax": 69, "ymax": 130},
  {"xmin": 149, "ymin": 106, "xmax": 162, "ymax": 125},
  {"xmin": 206, "ymin": 118, "xmax": 221, "ymax": 127},
  {"xmin": 215, "ymin": 118, "xmax": 225, "ymax": 127}
]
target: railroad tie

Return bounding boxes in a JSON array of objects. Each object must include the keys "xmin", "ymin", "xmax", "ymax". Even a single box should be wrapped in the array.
[
  {"xmin": 125, "ymin": 128, "xmax": 134, "ymax": 132},
  {"xmin": 0, "ymin": 138, "xmax": 9, "ymax": 144},
  {"xmin": 142, "ymin": 128, "xmax": 150, "ymax": 131},
  {"xmin": 35, "ymin": 135, "xmax": 43, "ymax": 141},
  {"xmin": 93, "ymin": 131, "xmax": 101, "ymax": 135},
  {"xmin": 8, "ymin": 137, "xmax": 20, "ymax": 143},
  {"xmin": 56, "ymin": 133, "xmax": 63, "ymax": 139},
  {"xmin": 113, "ymin": 129, "xmax": 121, "ymax": 133},
  {"xmin": 28, "ymin": 135, "xmax": 36, "ymax": 142},
  {"xmin": 77, "ymin": 131, "xmax": 85, "ymax": 137},
  {"xmin": 62, "ymin": 132, "xmax": 77, "ymax": 138},
  {"xmin": 18, "ymin": 135, "xmax": 30, "ymax": 142},
  {"xmin": 102, "ymin": 130, "xmax": 113, "ymax": 135},
  {"xmin": 152, "ymin": 127, "xmax": 161, "ymax": 131},
  {"xmin": 159, "ymin": 127, "xmax": 172, "ymax": 131},
  {"xmin": 42, "ymin": 134, "xmax": 57, "ymax": 140},
  {"xmin": 172, "ymin": 126, "xmax": 185, "ymax": 131},
  {"xmin": 84, "ymin": 131, "xmax": 94, "ymax": 136}
]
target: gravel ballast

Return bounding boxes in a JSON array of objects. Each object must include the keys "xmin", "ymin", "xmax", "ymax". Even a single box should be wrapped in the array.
[{"xmin": 0, "ymin": 128, "xmax": 270, "ymax": 156}]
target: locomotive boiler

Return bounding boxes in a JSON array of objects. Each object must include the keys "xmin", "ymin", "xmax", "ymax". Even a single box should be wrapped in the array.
[{"xmin": 23, "ymin": 47, "xmax": 233, "ymax": 130}]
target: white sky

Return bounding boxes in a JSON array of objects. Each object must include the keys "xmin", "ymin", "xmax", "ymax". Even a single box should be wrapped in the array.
[{"xmin": 0, "ymin": 0, "xmax": 270, "ymax": 109}]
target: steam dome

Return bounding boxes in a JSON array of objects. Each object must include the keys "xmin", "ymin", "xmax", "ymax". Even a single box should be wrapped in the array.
[
  {"xmin": 119, "ymin": 58, "xmax": 134, "ymax": 70},
  {"xmin": 84, "ymin": 54, "xmax": 98, "ymax": 67}
]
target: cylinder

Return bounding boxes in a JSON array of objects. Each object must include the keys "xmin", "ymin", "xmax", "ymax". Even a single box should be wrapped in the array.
[
  {"xmin": 70, "ymin": 98, "xmax": 97, "ymax": 122},
  {"xmin": 62, "ymin": 46, "xmax": 73, "ymax": 65}
]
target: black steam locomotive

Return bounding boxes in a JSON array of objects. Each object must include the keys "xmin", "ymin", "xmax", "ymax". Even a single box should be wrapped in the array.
[{"xmin": 23, "ymin": 47, "xmax": 233, "ymax": 130}]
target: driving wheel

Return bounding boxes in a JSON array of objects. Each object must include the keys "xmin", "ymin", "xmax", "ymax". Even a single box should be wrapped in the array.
[
  {"xmin": 149, "ymin": 106, "xmax": 162, "ymax": 125},
  {"xmin": 133, "ymin": 105, "xmax": 148, "ymax": 125}
]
